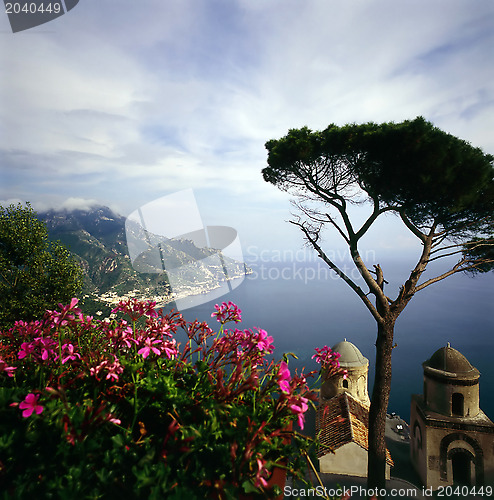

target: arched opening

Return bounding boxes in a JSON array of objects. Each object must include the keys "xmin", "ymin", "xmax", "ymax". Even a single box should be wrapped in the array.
[
  {"xmin": 452, "ymin": 451, "xmax": 471, "ymax": 485},
  {"xmin": 452, "ymin": 393, "xmax": 464, "ymax": 416},
  {"xmin": 440, "ymin": 433, "xmax": 483, "ymax": 484},
  {"xmin": 342, "ymin": 379, "xmax": 349, "ymax": 389}
]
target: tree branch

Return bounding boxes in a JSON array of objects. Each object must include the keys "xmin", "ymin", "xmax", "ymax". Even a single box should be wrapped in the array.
[
  {"xmin": 355, "ymin": 199, "xmax": 395, "ymax": 240},
  {"xmin": 290, "ymin": 219, "xmax": 384, "ymax": 325},
  {"xmin": 414, "ymin": 261, "xmax": 465, "ymax": 292},
  {"xmin": 399, "ymin": 210, "xmax": 427, "ymax": 242},
  {"xmin": 349, "ymin": 244, "xmax": 390, "ymax": 315}
]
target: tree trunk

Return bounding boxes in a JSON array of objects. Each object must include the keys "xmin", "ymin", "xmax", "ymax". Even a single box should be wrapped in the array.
[{"xmin": 367, "ymin": 317, "xmax": 395, "ymax": 493}]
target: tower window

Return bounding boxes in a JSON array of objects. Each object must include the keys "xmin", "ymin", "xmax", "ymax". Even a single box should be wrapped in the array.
[
  {"xmin": 452, "ymin": 393, "xmax": 464, "ymax": 417},
  {"xmin": 342, "ymin": 379, "xmax": 349, "ymax": 389}
]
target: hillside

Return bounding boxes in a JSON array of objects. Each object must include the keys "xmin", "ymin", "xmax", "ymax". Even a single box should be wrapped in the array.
[{"xmin": 40, "ymin": 206, "xmax": 247, "ymax": 316}]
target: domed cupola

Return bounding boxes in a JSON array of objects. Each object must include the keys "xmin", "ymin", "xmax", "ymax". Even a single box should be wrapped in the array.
[
  {"xmin": 320, "ymin": 339, "xmax": 370, "ymax": 406},
  {"xmin": 423, "ymin": 343, "xmax": 480, "ymax": 418},
  {"xmin": 332, "ymin": 340, "xmax": 369, "ymax": 368}
]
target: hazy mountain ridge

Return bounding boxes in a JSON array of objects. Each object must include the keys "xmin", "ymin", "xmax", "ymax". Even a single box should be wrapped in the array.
[{"xmin": 39, "ymin": 206, "xmax": 247, "ymax": 314}]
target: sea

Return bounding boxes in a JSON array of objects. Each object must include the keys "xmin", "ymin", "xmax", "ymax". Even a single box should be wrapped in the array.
[{"xmin": 164, "ymin": 256, "xmax": 494, "ymax": 423}]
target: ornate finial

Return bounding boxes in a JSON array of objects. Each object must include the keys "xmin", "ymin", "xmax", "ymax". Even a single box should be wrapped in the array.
[
  {"xmin": 344, "ymin": 338, "xmax": 347, "ymax": 342},
  {"xmin": 447, "ymin": 342, "xmax": 451, "ymax": 348}
]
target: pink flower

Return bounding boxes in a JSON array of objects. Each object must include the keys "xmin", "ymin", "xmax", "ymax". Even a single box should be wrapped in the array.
[
  {"xmin": 111, "ymin": 298, "xmax": 158, "ymax": 321},
  {"xmin": 0, "ymin": 358, "xmax": 16, "ymax": 377},
  {"xmin": 39, "ymin": 338, "xmax": 56, "ymax": 361},
  {"xmin": 90, "ymin": 356, "xmax": 124, "ymax": 381},
  {"xmin": 312, "ymin": 345, "xmax": 340, "ymax": 366},
  {"xmin": 46, "ymin": 298, "xmax": 82, "ymax": 327},
  {"xmin": 313, "ymin": 345, "xmax": 345, "ymax": 378},
  {"xmin": 105, "ymin": 357, "xmax": 124, "ymax": 381},
  {"xmin": 211, "ymin": 301, "xmax": 242, "ymax": 324},
  {"xmin": 19, "ymin": 393, "xmax": 43, "ymax": 418},
  {"xmin": 12, "ymin": 319, "xmax": 44, "ymax": 337},
  {"xmin": 253, "ymin": 328, "xmax": 274, "ymax": 355},
  {"xmin": 18, "ymin": 337, "xmax": 58, "ymax": 363},
  {"xmin": 18, "ymin": 341, "xmax": 34, "ymax": 360},
  {"xmin": 60, "ymin": 343, "xmax": 81, "ymax": 364},
  {"xmin": 102, "ymin": 321, "xmax": 136, "ymax": 349},
  {"xmin": 254, "ymin": 456, "xmax": 269, "ymax": 488},
  {"xmin": 239, "ymin": 328, "xmax": 275, "ymax": 357},
  {"xmin": 277, "ymin": 361, "xmax": 291, "ymax": 394},
  {"xmin": 289, "ymin": 397, "xmax": 309, "ymax": 429},
  {"xmin": 137, "ymin": 336, "xmax": 162, "ymax": 358},
  {"xmin": 161, "ymin": 339, "xmax": 179, "ymax": 359}
]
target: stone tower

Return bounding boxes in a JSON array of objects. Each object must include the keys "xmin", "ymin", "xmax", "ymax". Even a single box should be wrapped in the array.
[
  {"xmin": 320, "ymin": 339, "xmax": 370, "ymax": 407},
  {"xmin": 410, "ymin": 343, "xmax": 494, "ymax": 489}
]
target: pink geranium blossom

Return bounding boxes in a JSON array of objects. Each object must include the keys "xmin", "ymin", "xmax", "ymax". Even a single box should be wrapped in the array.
[
  {"xmin": 277, "ymin": 361, "xmax": 291, "ymax": 394},
  {"xmin": 0, "ymin": 357, "xmax": 16, "ymax": 377},
  {"xmin": 312, "ymin": 345, "xmax": 340, "ymax": 366},
  {"xmin": 137, "ymin": 336, "xmax": 162, "ymax": 358},
  {"xmin": 161, "ymin": 339, "xmax": 179, "ymax": 359},
  {"xmin": 251, "ymin": 328, "xmax": 274, "ymax": 355},
  {"xmin": 19, "ymin": 393, "xmax": 43, "ymax": 418},
  {"xmin": 289, "ymin": 396, "xmax": 309, "ymax": 429},
  {"xmin": 254, "ymin": 456, "xmax": 269, "ymax": 488},
  {"xmin": 46, "ymin": 297, "xmax": 82, "ymax": 327},
  {"xmin": 211, "ymin": 301, "xmax": 242, "ymax": 324},
  {"xmin": 60, "ymin": 343, "xmax": 81, "ymax": 364},
  {"xmin": 90, "ymin": 356, "xmax": 124, "ymax": 381},
  {"xmin": 313, "ymin": 345, "xmax": 347, "ymax": 379},
  {"xmin": 18, "ymin": 337, "xmax": 58, "ymax": 363},
  {"xmin": 112, "ymin": 298, "xmax": 158, "ymax": 321}
]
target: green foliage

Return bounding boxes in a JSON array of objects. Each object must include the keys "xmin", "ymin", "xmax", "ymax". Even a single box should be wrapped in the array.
[
  {"xmin": 263, "ymin": 116, "xmax": 494, "ymax": 266},
  {"xmin": 0, "ymin": 300, "xmax": 318, "ymax": 499},
  {"xmin": 463, "ymin": 237, "xmax": 494, "ymax": 274},
  {"xmin": 351, "ymin": 117, "xmax": 494, "ymax": 227},
  {"xmin": 0, "ymin": 203, "xmax": 83, "ymax": 329}
]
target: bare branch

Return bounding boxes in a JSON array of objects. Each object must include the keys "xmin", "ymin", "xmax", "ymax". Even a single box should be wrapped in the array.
[
  {"xmin": 356, "ymin": 199, "xmax": 396, "ymax": 240},
  {"xmin": 290, "ymin": 219, "xmax": 384, "ymax": 325},
  {"xmin": 391, "ymin": 222, "xmax": 437, "ymax": 309},
  {"xmin": 414, "ymin": 260, "xmax": 465, "ymax": 292},
  {"xmin": 399, "ymin": 210, "xmax": 427, "ymax": 242},
  {"xmin": 429, "ymin": 239, "xmax": 494, "ymax": 261},
  {"xmin": 349, "ymin": 244, "xmax": 390, "ymax": 314},
  {"xmin": 426, "ymin": 249, "xmax": 464, "ymax": 263}
]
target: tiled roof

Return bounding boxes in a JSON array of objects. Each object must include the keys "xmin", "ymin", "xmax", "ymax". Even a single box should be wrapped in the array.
[{"xmin": 316, "ymin": 393, "xmax": 393, "ymax": 466}]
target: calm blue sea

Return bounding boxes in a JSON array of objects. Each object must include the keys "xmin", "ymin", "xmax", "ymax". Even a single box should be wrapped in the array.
[{"xmin": 167, "ymin": 257, "xmax": 494, "ymax": 422}]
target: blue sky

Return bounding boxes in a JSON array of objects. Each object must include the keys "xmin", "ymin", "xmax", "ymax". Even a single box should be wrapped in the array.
[{"xmin": 1, "ymin": 0, "xmax": 493, "ymax": 259}]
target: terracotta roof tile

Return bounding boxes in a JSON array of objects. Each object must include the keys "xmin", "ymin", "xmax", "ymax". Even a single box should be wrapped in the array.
[{"xmin": 316, "ymin": 393, "xmax": 393, "ymax": 466}]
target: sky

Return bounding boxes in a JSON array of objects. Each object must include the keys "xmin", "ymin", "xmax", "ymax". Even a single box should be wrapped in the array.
[{"xmin": 1, "ymin": 0, "xmax": 494, "ymax": 260}]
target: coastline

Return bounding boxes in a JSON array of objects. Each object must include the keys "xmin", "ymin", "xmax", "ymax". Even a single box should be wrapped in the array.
[{"xmin": 95, "ymin": 272, "xmax": 249, "ymax": 310}]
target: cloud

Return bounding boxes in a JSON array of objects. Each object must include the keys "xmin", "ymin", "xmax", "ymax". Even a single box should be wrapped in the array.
[
  {"xmin": 0, "ymin": 198, "xmax": 24, "ymax": 208},
  {"xmin": 59, "ymin": 197, "xmax": 101, "ymax": 211},
  {"xmin": 0, "ymin": 0, "xmax": 493, "ymax": 251}
]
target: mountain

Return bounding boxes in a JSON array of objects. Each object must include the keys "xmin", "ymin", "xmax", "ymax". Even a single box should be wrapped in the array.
[{"xmin": 40, "ymin": 206, "xmax": 248, "ymax": 316}]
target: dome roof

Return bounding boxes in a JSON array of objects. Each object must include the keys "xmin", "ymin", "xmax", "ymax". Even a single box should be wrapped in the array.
[
  {"xmin": 423, "ymin": 344, "xmax": 479, "ymax": 381},
  {"xmin": 331, "ymin": 340, "xmax": 368, "ymax": 368}
]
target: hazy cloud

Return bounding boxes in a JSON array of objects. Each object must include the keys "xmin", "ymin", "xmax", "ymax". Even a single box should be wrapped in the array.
[{"xmin": 1, "ymin": 0, "xmax": 493, "ymax": 250}]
